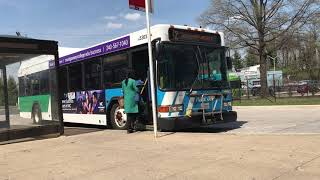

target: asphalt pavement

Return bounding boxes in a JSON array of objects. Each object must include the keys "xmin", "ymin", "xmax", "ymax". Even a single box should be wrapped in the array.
[{"xmin": 1, "ymin": 105, "xmax": 320, "ymax": 180}]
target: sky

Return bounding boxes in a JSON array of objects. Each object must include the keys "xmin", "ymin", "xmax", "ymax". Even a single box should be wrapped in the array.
[{"xmin": 0, "ymin": 0, "xmax": 211, "ymax": 48}]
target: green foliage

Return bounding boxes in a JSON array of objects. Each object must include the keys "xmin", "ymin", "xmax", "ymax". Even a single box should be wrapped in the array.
[
  {"xmin": 8, "ymin": 76, "xmax": 18, "ymax": 105},
  {"xmin": 244, "ymin": 49, "xmax": 259, "ymax": 67},
  {"xmin": 0, "ymin": 76, "xmax": 18, "ymax": 106},
  {"xmin": 232, "ymin": 50, "xmax": 243, "ymax": 70}
]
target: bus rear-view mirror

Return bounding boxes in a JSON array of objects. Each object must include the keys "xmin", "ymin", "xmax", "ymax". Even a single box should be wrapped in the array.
[
  {"xmin": 155, "ymin": 40, "xmax": 162, "ymax": 58},
  {"xmin": 226, "ymin": 57, "xmax": 232, "ymax": 70}
]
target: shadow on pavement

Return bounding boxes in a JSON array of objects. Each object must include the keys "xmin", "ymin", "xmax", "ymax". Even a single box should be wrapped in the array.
[
  {"xmin": 178, "ymin": 121, "xmax": 247, "ymax": 133},
  {"xmin": 63, "ymin": 120, "xmax": 247, "ymax": 137},
  {"xmin": 63, "ymin": 122, "xmax": 106, "ymax": 136}
]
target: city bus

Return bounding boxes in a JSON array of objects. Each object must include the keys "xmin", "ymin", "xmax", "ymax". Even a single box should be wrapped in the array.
[
  {"xmin": 18, "ymin": 48, "xmax": 82, "ymax": 123},
  {"xmin": 20, "ymin": 24, "xmax": 237, "ymax": 130}
]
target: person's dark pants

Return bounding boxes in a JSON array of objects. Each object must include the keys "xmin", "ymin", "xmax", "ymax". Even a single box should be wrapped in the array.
[{"xmin": 127, "ymin": 113, "xmax": 138, "ymax": 132}]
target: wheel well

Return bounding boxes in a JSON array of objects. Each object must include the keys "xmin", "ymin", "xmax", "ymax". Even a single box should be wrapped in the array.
[
  {"xmin": 32, "ymin": 102, "xmax": 40, "ymax": 112},
  {"xmin": 106, "ymin": 99, "xmax": 119, "ymax": 122}
]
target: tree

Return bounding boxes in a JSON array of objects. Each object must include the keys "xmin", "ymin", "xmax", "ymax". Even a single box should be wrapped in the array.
[
  {"xmin": 7, "ymin": 76, "xmax": 18, "ymax": 106},
  {"xmin": 233, "ymin": 50, "xmax": 243, "ymax": 70},
  {"xmin": 199, "ymin": 0, "xmax": 319, "ymax": 97},
  {"xmin": 244, "ymin": 48, "xmax": 259, "ymax": 67}
]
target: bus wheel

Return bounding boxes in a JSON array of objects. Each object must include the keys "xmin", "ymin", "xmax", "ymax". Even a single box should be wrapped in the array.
[
  {"xmin": 110, "ymin": 103, "xmax": 127, "ymax": 130},
  {"xmin": 32, "ymin": 104, "xmax": 42, "ymax": 124},
  {"xmin": 222, "ymin": 111, "xmax": 237, "ymax": 122}
]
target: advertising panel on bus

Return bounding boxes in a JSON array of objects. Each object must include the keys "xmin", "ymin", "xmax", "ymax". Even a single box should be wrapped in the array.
[{"xmin": 62, "ymin": 90, "xmax": 106, "ymax": 114}]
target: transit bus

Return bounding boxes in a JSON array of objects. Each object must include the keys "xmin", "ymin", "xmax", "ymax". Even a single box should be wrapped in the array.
[
  {"xmin": 18, "ymin": 48, "xmax": 82, "ymax": 123},
  {"xmin": 19, "ymin": 24, "xmax": 237, "ymax": 130}
]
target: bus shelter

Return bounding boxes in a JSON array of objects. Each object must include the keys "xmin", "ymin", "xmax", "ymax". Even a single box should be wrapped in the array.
[{"xmin": 0, "ymin": 35, "xmax": 63, "ymax": 143}]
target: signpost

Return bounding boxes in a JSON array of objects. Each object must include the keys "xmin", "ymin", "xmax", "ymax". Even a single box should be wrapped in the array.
[
  {"xmin": 129, "ymin": 0, "xmax": 157, "ymax": 138},
  {"xmin": 129, "ymin": 0, "xmax": 153, "ymax": 13}
]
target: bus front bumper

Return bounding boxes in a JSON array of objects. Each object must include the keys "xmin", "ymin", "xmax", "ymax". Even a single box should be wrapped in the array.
[
  {"xmin": 158, "ymin": 115, "xmax": 202, "ymax": 131},
  {"xmin": 157, "ymin": 111, "xmax": 237, "ymax": 131}
]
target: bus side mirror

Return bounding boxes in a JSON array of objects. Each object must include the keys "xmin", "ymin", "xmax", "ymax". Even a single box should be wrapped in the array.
[
  {"xmin": 155, "ymin": 41, "xmax": 162, "ymax": 58},
  {"xmin": 226, "ymin": 57, "xmax": 232, "ymax": 70}
]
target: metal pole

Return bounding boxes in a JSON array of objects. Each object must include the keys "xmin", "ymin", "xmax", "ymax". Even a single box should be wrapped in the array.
[
  {"xmin": 273, "ymin": 57, "xmax": 276, "ymax": 101},
  {"xmin": 145, "ymin": 0, "xmax": 158, "ymax": 138},
  {"xmin": 2, "ymin": 66, "xmax": 10, "ymax": 128},
  {"xmin": 54, "ymin": 51, "xmax": 64, "ymax": 135},
  {"xmin": 246, "ymin": 79, "xmax": 249, "ymax": 99}
]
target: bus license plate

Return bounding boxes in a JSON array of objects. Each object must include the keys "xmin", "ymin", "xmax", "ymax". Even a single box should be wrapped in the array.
[{"xmin": 201, "ymin": 103, "xmax": 210, "ymax": 109}]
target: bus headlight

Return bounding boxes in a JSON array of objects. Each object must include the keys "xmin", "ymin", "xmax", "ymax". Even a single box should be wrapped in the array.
[{"xmin": 223, "ymin": 102, "xmax": 232, "ymax": 107}]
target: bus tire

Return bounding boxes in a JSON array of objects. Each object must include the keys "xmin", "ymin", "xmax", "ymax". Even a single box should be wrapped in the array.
[
  {"xmin": 110, "ymin": 103, "xmax": 128, "ymax": 130},
  {"xmin": 222, "ymin": 111, "xmax": 237, "ymax": 122},
  {"xmin": 32, "ymin": 104, "xmax": 42, "ymax": 124}
]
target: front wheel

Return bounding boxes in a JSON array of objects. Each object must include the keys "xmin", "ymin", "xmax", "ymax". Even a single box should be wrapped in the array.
[
  {"xmin": 110, "ymin": 103, "xmax": 128, "ymax": 130},
  {"xmin": 222, "ymin": 111, "xmax": 237, "ymax": 122}
]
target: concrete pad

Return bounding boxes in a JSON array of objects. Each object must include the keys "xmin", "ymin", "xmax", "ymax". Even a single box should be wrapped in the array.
[
  {"xmin": 209, "ymin": 105, "xmax": 320, "ymax": 134},
  {"xmin": 1, "ymin": 130, "xmax": 320, "ymax": 180}
]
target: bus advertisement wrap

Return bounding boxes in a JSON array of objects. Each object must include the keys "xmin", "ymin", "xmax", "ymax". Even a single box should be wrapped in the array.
[
  {"xmin": 59, "ymin": 36, "xmax": 130, "ymax": 66},
  {"xmin": 62, "ymin": 90, "xmax": 106, "ymax": 114}
]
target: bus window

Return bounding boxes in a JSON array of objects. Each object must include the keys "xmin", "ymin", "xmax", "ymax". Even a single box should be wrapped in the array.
[
  {"xmin": 84, "ymin": 58, "xmax": 101, "ymax": 90},
  {"xmin": 69, "ymin": 63, "xmax": 83, "ymax": 91},
  {"xmin": 103, "ymin": 53, "xmax": 128, "ymax": 88},
  {"xmin": 58, "ymin": 67, "xmax": 68, "ymax": 93},
  {"xmin": 31, "ymin": 73, "xmax": 40, "ymax": 95},
  {"xmin": 40, "ymin": 71, "xmax": 49, "ymax": 94},
  {"xmin": 18, "ymin": 76, "xmax": 29, "ymax": 96},
  {"xmin": 132, "ymin": 49, "xmax": 148, "ymax": 80}
]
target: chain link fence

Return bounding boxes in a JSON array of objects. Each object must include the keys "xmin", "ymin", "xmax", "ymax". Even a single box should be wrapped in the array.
[{"xmin": 231, "ymin": 80, "xmax": 320, "ymax": 101}]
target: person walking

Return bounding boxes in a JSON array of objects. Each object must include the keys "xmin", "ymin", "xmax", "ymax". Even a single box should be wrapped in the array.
[{"xmin": 122, "ymin": 70, "xmax": 139, "ymax": 133}]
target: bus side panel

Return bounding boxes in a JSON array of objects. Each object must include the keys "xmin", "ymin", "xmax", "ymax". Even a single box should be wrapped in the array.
[
  {"xmin": 62, "ymin": 90, "xmax": 107, "ymax": 125},
  {"xmin": 19, "ymin": 94, "xmax": 50, "ymax": 112},
  {"xmin": 105, "ymin": 88, "xmax": 122, "ymax": 108},
  {"xmin": 19, "ymin": 94, "xmax": 51, "ymax": 119}
]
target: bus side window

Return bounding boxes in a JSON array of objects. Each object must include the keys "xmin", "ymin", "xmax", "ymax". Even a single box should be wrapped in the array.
[
  {"xmin": 84, "ymin": 58, "xmax": 101, "ymax": 90},
  {"xmin": 18, "ymin": 77, "xmax": 25, "ymax": 96},
  {"xmin": 40, "ymin": 71, "xmax": 49, "ymax": 94},
  {"xmin": 69, "ymin": 63, "xmax": 83, "ymax": 91},
  {"xmin": 31, "ymin": 73, "xmax": 40, "ymax": 95},
  {"xmin": 103, "ymin": 53, "xmax": 128, "ymax": 88},
  {"xmin": 59, "ymin": 66, "xmax": 68, "ymax": 93}
]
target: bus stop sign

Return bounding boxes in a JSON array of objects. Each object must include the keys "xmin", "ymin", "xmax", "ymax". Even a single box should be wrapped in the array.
[{"xmin": 129, "ymin": 0, "xmax": 153, "ymax": 13}]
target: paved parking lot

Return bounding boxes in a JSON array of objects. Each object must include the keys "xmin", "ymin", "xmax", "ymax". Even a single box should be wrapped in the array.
[
  {"xmin": 209, "ymin": 105, "xmax": 320, "ymax": 134},
  {"xmin": 1, "ymin": 105, "xmax": 320, "ymax": 180}
]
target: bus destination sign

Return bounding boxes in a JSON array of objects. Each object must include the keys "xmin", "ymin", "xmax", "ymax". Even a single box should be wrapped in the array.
[{"xmin": 169, "ymin": 28, "xmax": 221, "ymax": 45}]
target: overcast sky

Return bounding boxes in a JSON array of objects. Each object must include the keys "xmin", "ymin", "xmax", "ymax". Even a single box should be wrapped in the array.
[{"xmin": 0, "ymin": 0, "xmax": 210, "ymax": 48}]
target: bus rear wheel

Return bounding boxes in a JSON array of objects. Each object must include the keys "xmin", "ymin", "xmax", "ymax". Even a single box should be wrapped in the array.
[
  {"xmin": 110, "ymin": 103, "xmax": 128, "ymax": 130},
  {"xmin": 32, "ymin": 104, "xmax": 42, "ymax": 124}
]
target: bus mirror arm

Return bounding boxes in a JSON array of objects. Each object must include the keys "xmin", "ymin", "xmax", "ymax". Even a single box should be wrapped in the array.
[
  {"xmin": 226, "ymin": 57, "xmax": 232, "ymax": 70},
  {"xmin": 154, "ymin": 39, "xmax": 162, "ymax": 59}
]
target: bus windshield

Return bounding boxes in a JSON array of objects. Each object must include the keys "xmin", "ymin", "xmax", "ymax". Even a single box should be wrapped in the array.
[{"xmin": 158, "ymin": 43, "xmax": 228, "ymax": 90}]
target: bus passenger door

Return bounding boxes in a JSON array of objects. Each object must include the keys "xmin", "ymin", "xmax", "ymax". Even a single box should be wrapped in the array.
[{"xmin": 131, "ymin": 49, "xmax": 152, "ymax": 124}]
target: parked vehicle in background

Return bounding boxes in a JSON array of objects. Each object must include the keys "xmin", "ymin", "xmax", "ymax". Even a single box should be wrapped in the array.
[{"xmin": 297, "ymin": 80, "xmax": 320, "ymax": 96}]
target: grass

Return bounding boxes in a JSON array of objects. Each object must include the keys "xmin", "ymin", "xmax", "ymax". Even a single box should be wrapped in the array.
[{"xmin": 233, "ymin": 96, "xmax": 320, "ymax": 106}]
